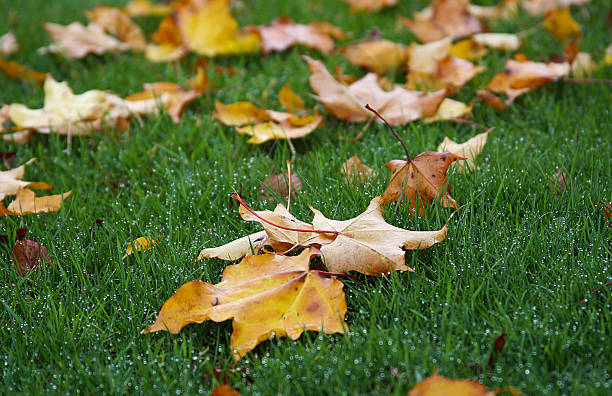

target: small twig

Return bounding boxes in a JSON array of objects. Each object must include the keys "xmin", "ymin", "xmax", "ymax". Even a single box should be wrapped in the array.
[
  {"xmin": 286, "ymin": 160, "xmax": 292, "ymax": 212},
  {"xmin": 452, "ymin": 118, "xmax": 493, "ymax": 132},
  {"xmin": 232, "ymin": 192, "xmax": 339, "ymax": 235},
  {"xmin": 579, "ymin": 281, "xmax": 612, "ymax": 304},
  {"xmin": 563, "ymin": 78, "xmax": 612, "ymax": 85},
  {"xmin": 317, "ymin": 271, "xmax": 361, "ymax": 282},
  {"xmin": 364, "ymin": 104, "xmax": 411, "ymax": 162}
]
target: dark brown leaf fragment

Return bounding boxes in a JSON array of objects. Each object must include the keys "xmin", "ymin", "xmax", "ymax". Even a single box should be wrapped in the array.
[{"xmin": 12, "ymin": 239, "xmax": 52, "ymax": 276}]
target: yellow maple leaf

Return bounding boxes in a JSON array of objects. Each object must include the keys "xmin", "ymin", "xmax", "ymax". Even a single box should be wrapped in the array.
[{"xmin": 142, "ymin": 248, "xmax": 348, "ymax": 360}]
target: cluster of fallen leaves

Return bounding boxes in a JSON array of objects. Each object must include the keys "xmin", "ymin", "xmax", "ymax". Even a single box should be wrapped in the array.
[{"xmin": 1, "ymin": 0, "xmax": 610, "ymax": 393}]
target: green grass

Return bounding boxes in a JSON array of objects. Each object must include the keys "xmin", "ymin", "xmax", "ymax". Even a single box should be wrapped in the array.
[{"xmin": 1, "ymin": 0, "xmax": 611, "ymax": 394}]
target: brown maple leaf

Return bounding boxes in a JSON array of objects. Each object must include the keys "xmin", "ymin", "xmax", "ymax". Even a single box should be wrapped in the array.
[
  {"xmin": 304, "ymin": 56, "xmax": 446, "ymax": 125},
  {"xmin": 365, "ymin": 105, "xmax": 464, "ymax": 213},
  {"xmin": 0, "ymin": 159, "xmax": 52, "ymax": 201},
  {"xmin": 401, "ymin": 0, "xmax": 483, "ymax": 43},
  {"xmin": 85, "ymin": 6, "xmax": 147, "ymax": 51},
  {"xmin": 233, "ymin": 193, "xmax": 448, "ymax": 276},
  {"xmin": 142, "ymin": 248, "xmax": 348, "ymax": 360},
  {"xmin": 480, "ymin": 57, "xmax": 570, "ymax": 107},
  {"xmin": 342, "ymin": 0, "xmax": 398, "ymax": 12},
  {"xmin": 248, "ymin": 17, "xmax": 342, "ymax": 54},
  {"xmin": 310, "ymin": 195, "xmax": 448, "ymax": 275}
]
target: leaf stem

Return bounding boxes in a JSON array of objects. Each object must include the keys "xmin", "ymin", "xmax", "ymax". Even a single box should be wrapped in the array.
[
  {"xmin": 232, "ymin": 192, "xmax": 339, "ymax": 235},
  {"xmin": 365, "ymin": 104, "xmax": 411, "ymax": 162},
  {"xmin": 563, "ymin": 78, "xmax": 612, "ymax": 85},
  {"xmin": 579, "ymin": 281, "xmax": 612, "ymax": 304}
]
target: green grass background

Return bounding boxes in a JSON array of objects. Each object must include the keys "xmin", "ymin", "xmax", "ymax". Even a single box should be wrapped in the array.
[{"xmin": 0, "ymin": 0, "xmax": 610, "ymax": 394}]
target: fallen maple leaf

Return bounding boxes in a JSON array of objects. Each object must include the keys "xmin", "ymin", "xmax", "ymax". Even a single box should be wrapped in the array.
[
  {"xmin": 521, "ymin": 0, "xmax": 590, "ymax": 16},
  {"xmin": 86, "ymin": 6, "xmax": 147, "ymax": 51},
  {"xmin": 123, "ymin": 0, "xmax": 170, "ymax": 17},
  {"xmin": 570, "ymin": 52, "xmax": 597, "ymax": 77},
  {"xmin": 279, "ymin": 84, "xmax": 306, "ymax": 115},
  {"xmin": 406, "ymin": 55, "xmax": 485, "ymax": 91},
  {"xmin": 143, "ymin": 248, "xmax": 348, "ymax": 360},
  {"xmin": 2, "ymin": 188, "xmax": 71, "ymax": 216},
  {"xmin": 472, "ymin": 33, "xmax": 521, "ymax": 51},
  {"xmin": 544, "ymin": 7, "xmax": 581, "ymax": 41},
  {"xmin": 0, "ymin": 57, "xmax": 46, "ymax": 84},
  {"xmin": 304, "ymin": 56, "xmax": 446, "ymax": 125},
  {"xmin": 6, "ymin": 75, "xmax": 116, "ymax": 134},
  {"xmin": 310, "ymin": 195, "xmax": 448, "ymax": 275},
  {"xmin": 149, "ymin": 0, "xmax": 259, "ymax": 59},
  {"xmin": 198, "ymin": 230, "xmax": 285, "ymax": 261},
  {"xmin": 123, "ymin": 236, "xmax": 158, "ymax": 259},
  {"xmin": 234, "ymin": 193, "xmax": 447, "ymax": 275},
  {"xmin": 363, "ymin": 105, "xmax": 464, "ymax": 212},
  {"xmin": 480, "ymin": 57, "xmax": 570, "ymax": 107},
  {"xmin": 0, "ymin": 159, "xmax": 52, "ymax": 201},
  {"xmin": 122, "ymin": 81, "xmax": 202, "ymax": 123},
  {"xmin": 425, "ymin": 98, "xmax": 473, "ymax": 122},
  {"xmin": 549, "ymin": 168, "xmax": 571, "ymax": 193},
  {"xmin": 209, "ymin": 384, "xmax": 241, "ymax": 396},
  {"xmin": 383, "ymin": 152, "xmax": 463, "ymax": 212},
  {"xmin": 12, "ymin": 239, "xmax": 52, "ymax": 277},
  {"xmin": 401, "ymin": 0, "xmax": 483, "ymax": 43},
  {"xmin": 248, "ymin": 17, "xmax": 341, "ymax": 54},
  {"xmin": 342, "ymin": 37, "xmax": 410, "ymax": 73},
  {"xmin": 409, "ymin": 371, "xmax": 497, "ymax": 396},
  {"xmin": 0, "ymin": 31, "xmax": 18, "ymax": 56},
  {"xmin": 342, "ymin": 0, "xmax": 397, "ymax": 12},
  {"xmin": 436, "ymin": 130, "xmax": 491, "ymax": 173},
  {"xmin": 214, "ymin": 86, "xmax": 322, "ymax": 144},
  {"xmin": 341, "ymin": 155, "xmax": 375, "ymax": 186},
  {"xmin": 39, "ymin": 22, "xmax": 131, "ymax": 58}
]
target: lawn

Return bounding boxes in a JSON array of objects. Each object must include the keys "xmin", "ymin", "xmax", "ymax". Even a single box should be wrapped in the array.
[{"xmin": 1, "ymin": 0, "xmax": 611, "ymax": 394}]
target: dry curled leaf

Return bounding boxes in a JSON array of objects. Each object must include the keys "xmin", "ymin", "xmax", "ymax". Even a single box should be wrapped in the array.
[
  {"xmin": 401, "ymin": 0, "xmax": 483, "ymax": 43},
  {"xmin": 0, "ymin": 31, "xmax": 18, "ymax": 56},
  {"xmin": 12, "ymin": 239, "xmax": 52, "ymax": 277},
  {"xmin": 384, "ymin": 151, "xmax": 464, "ymax": 213},
  {"xmin": 310, "ymin": 195, "xmax": 448, "ymax": 275},
  {"xmin": 143, "ymin": 248, "xmax": 348, "ymax": 360},
  {"xmin": 342, "ymin": 0, "xmax": 397, "ymax": 12},
  {"xmin": 123, "ymin": 236, "xmax": 158, "ymax": 259},
  {"xmin": 3, "ymin": 188, "xmax": 71, "ymax": 216},
  {"xmin": 86, "ymin": 6, "xmax": 146, "ymax": 51},
  {"xmin": 248, "ymin": 17, "xmax": 341, "ymax": 54},
  {"xmin": 437, "ymin": 130, "xmax": 491, "ymax": 173},
  {"xmin": 0, "ymin": 159, "xmax": 52, "ymax": 200},
  {"xmin": 304, "ymin": 56, "xmax": 446, "ymax": 125},
  {"xmin": 341, "ymin": 155, "xmax": 375, "ymax": 186}
]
